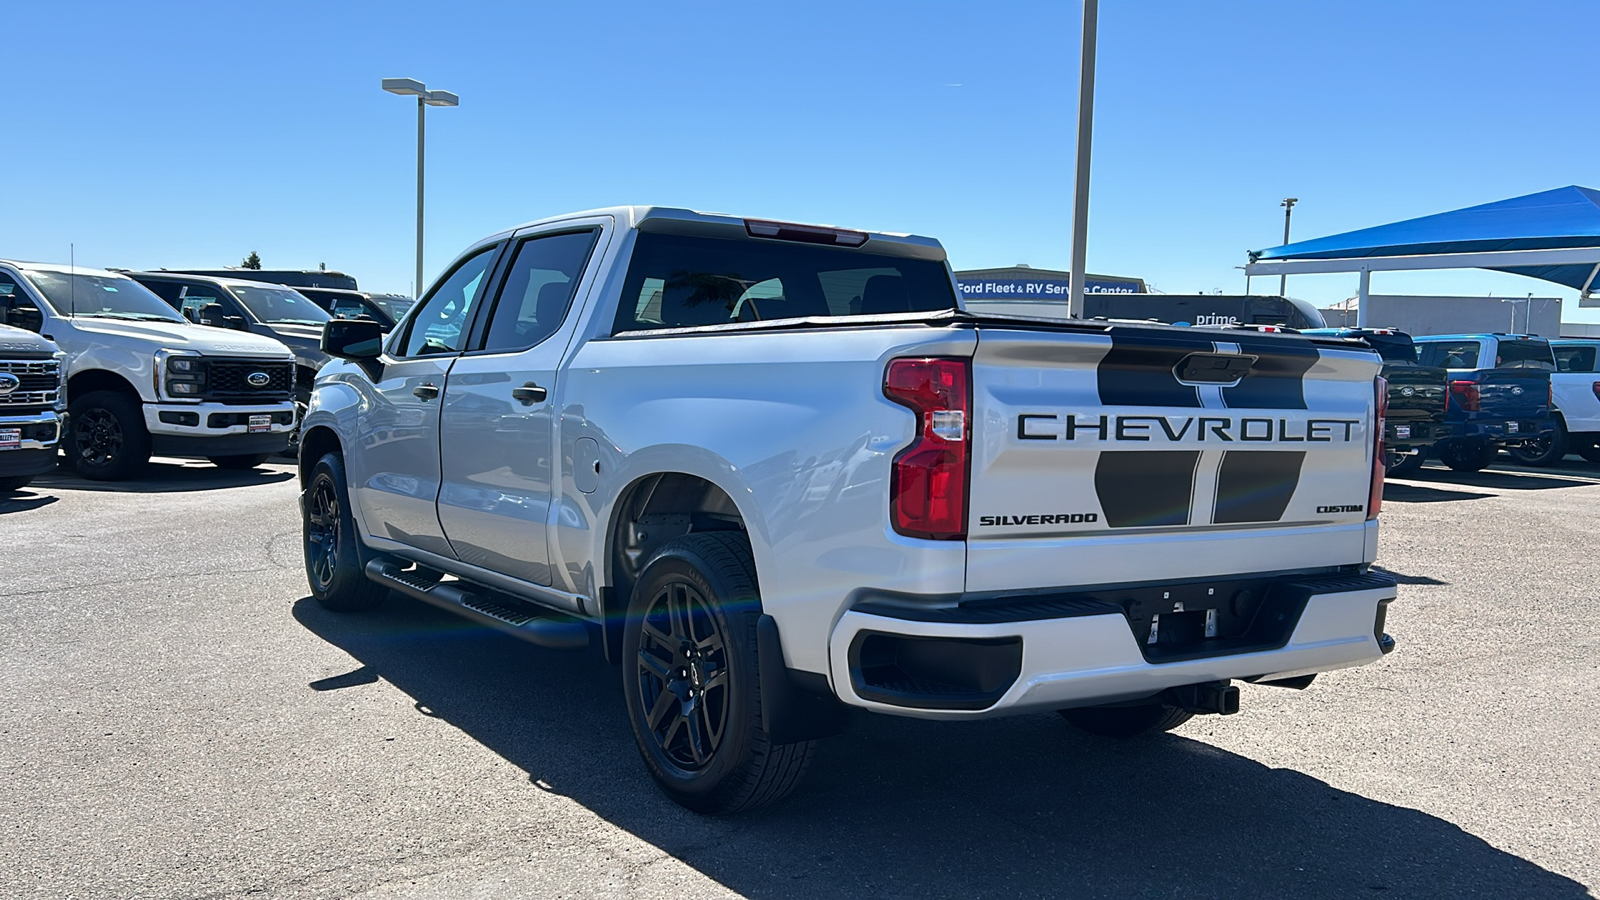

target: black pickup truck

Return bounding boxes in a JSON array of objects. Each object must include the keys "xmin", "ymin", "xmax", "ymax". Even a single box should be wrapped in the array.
[{"xmin": 1306, "ymin": 328, "xmax": 1447, "ymax": 476}]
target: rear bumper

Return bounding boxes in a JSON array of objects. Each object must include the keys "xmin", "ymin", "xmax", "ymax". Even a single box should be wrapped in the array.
[
  {"xmin": 827, "ymin": 571, "xmax": 1396, "ymax": 720},
  {"xmin": 1441, "ymin": 417, "xmax": 1553, "ymax": 443}
]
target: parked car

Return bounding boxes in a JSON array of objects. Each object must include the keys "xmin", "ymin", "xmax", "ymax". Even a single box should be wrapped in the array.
[
  {"xmin": 1410, "ymin": 333, "xmax": 1555, "ymax": 471},
  {"xmin": 300, "ymin": 206, "xmax": 1397, "ymax": 814},
  {"xmin": 1304, "ymin": 328, "xmax": 1448, "ymax": 476},
  {"xmin": 1522, "ymin": 338, "xmax": 1600, "ymax": 465},
  {"xmin": 158, "ymin": 268, "xmax": 360, "ymax": 291},
  {"xmin": 290, "ymin": 287, "xmax": 414, "ymax": 332},
  {"xmin": 0, "ymin": 320, "xmax": 66, "ymax": 493},
  {"xmin": 0, "ymin": 262, "xmax": 297, "ymax": 479},
  {"xmin": 128, "ymin": 272, "xmax": 332, "ymax": 450}
]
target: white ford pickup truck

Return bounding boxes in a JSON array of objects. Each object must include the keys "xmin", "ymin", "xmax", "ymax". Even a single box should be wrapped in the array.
[{"xmin": 299, "ymin": 207, "xmax": 1397, "ymax": 813}]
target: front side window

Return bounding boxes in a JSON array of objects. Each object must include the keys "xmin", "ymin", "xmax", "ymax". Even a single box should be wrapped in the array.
[
  {"xmin": 399, "ymin": 245, "xmax": 498, "ymax": 357},
  {"xmin": 613, "ymin": 232, "xmax": 958, "ymax": 334},
  {"xmin": 25, "ymin": 270, "xmax": 183, "ymax": 322},
  {"xmin": 480, "ymin": 230, "xmax": 600, "ymax": 352},
  {"xmin": 1415, "ymin": 340, "xmax": 1481, "ymax": 369}
]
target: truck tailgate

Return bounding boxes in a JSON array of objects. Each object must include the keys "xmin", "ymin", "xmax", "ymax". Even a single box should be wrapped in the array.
[
  {"xmin": 965, "ymin": 326, "xmax": 1381, "ymax": 593},
  {"xmin": 1467, "ymin": 369, "xmax": 1551, "ymax": 418}
]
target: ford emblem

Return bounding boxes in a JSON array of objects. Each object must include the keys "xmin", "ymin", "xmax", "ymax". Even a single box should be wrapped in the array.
[
  {"xmin": 247, "ymin": 371, "xmax": 271, "ymax": 387},
  {"xmin": 1511, "ymin": 386, "xmax": 1524, "ymax": 395},
  {"xmin": 0, "ymin": 373, "xmax": 18, "ymax": 395},
  {"xmin": 1400, "ymin": 386, "xmax": 1415, "ymax": 397}
]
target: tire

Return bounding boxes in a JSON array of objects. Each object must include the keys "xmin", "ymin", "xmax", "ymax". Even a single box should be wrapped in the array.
[
  {"xmin": 1437, "ymin": 438, "xmax": 1498, "ymax": 473},
  {"xmin": 0, "ymin": 475, "xmax": 33, "ymax": 493},
  {"xmin": 303, "ymin": 452, "xmax": 387, "ymax": 612},
  {"xmin": 209, "ymin": 453, "xmax": 272, "ymax": 470},
  {"xmin": 1507, "ymin": 417, "xmax": 1567, "ymax": 466},
  {"xmin": 1386, "ymin": 452, "xmax": 1426, "ymax": 477},
  {"xmin": 68, "ymin": 390, "xmax": 151, "ymax": 481},
  {"xmin": 622, "ymin": 531, "xmax": 815, "ymax": 814},
  {"xmin": 1577, "ymin": 438, "xmax": 1600, "ymax": 465},
  {"xmin": 1059, "ymin": 702, "xmax": 1194, "ymax": 738}
]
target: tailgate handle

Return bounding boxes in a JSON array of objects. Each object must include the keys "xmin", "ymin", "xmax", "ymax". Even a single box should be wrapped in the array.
[{"xmin": 1175, "ymin": 352, "xmax": 1258, "ymax": 386}]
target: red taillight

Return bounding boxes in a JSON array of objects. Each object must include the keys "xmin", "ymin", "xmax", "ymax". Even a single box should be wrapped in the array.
[
  {"xmin": 1449, "ymin": 380, "xmax": 1480, "ymax": 412},
  {"xmin": 1369, "ymin": 376, "xmax": 1386, "ymax": 520},
  {"xmin": 885, "ymin": 358, "xmax": 970, "ymax": 540}
]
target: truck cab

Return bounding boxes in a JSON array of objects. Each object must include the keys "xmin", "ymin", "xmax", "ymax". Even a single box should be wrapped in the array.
[
  {"xmin": 0, "ymin": 261, "xmax": 298, "ymax": 480},
  {"xmin": 1410, "ymin": 333, "xmax": 1555, "ymax": 471},
  {"xmin": 0, "ymin": 319, "xmax": 66, "ymax": 493}
]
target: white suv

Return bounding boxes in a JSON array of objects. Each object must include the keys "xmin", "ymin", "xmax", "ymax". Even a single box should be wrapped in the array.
[{"xmin": 0, "ymin": 261, "xmax": 299, "ymax": 480}]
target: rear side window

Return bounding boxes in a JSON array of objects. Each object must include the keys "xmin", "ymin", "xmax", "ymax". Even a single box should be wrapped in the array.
[
  {"xmin": 613, "ymin": 232, "xmax": 957, "ymax": 334},
  {"xmin": 1555, "ymin": 345, "xmax": 1597, "ymax": 373},
  {"xmin": 480, "ymin": 229, "xmax": 600, "ymax": 352},
  {"xmin": 1415, "ymin": 340, "xmax": 1481, "ymax": 368},
  {"xmin": 1494, "ymin": 339, "xmax": 1555, "ymax": 370}
]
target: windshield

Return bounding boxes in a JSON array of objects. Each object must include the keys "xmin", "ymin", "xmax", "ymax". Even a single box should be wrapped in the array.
[
  {"xmin": 1493, "ymin": 339, "xmax": 1555, "ymax": 370},
  {"xmin": 228, "ymin": 285, "xmax": 331, "ymax": 326},
  {"xmin": 24, "ymin": 270, "xmax": 184, "ymax": 322},
  {"xmin": 368, "ymin": 294, "xmax": 415, "ymax": 321}
]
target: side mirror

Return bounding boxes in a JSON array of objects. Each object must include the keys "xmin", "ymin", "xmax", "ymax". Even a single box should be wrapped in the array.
[
  {"xmin": 322, "ymin": 317, "xmax": 384, "ymax": 360},
  {"xmin": 3, "ymin": 299, "xmax": 44, "ymax": 333}
]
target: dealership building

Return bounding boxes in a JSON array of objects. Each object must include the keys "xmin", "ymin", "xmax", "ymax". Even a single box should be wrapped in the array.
[{"xmin": 953, "ymin": 265, "xmax": 1146, "ymax": 302}]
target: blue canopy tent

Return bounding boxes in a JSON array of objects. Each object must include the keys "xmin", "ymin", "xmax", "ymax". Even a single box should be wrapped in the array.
[{"xmin": 1245, "ymin": 186, "xmax": 1600, "ymax": 325}]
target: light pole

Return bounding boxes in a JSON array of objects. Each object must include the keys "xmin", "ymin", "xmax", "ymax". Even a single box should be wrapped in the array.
[
  {"xmin": 1066, "ymin": 0, "xmax": 1098, "ymax": 320},
  {"xmin": 382, "ymin": 78, "xmax": 459, "ymax": 300},
  {"xmin": 1278, "ymin": 197, "xmax": 1298, "ymax": 298}
]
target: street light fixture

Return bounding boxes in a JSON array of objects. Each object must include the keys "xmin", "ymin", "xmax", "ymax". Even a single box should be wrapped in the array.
[
  {"xmin": 1279, "ymin": 197, "xmax": 1298, "ymax": 298},
  {"xmin": 382, "ymin": 77, "xmax": 459, "ymax": 299}
]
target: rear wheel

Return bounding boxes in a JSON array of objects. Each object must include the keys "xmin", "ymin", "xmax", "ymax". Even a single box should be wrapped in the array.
[
  {"xmin": 1507, "ymin": 418, "xmax": 1567, "ymax": 466},
  {"xmin": 68, "ymin": 390, "xmax": 151, "ymax": 481},
  {"xmin": 209, "ymin": 453, "xmax": 272, "ymax": 470},
  {"xmin": 303, "ymin": 452, "xmax": 387, "ymax": 612},
  {"xmin": 1386, "ymin": 451, "xmax": 1426, "ymax": 477},
  {"xmin": 0, "ymin": 475, "xmax": 33, "ymax": 493},
  {"xmin": 1438, "ymin": 438, "xmax": 1498, "ymax": 473},
  {"xmin": 622, "ymin": 532, "xmax": 814, "ymax": 814},
  {"xmin": 1059, "ymin": 702, "xmax": 1193, "ymax": 738},
  {"xmin": 1576, "ymin": 437, "xmax": 1600, "ymax": 464}
]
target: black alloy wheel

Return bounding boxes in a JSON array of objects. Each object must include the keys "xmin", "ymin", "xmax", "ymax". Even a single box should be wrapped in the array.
[
  {"xmin": 1386, "ymin": 451, "xmax": 1427, "ymax": 477},
  {"xmin": 1578, "ymin": 438, "xmax": 1600, "ymax": 464},
  {"xmin": 302, "ymin": 452, "xmax": 387, "ymax": 611},
  {"xmin": 635, "ymin": 580, "xmax": 731, "ymax": 771},
  {"xmin": 1438, "ymin": 438, "xmax": 1499, "ymax": 473},
  {"xmin": 304, "ymin": 474, "xmax": 342, "ymax": 594},
  {"xmin": 1507, "ymin": 417, "xmax": 1568, "ymax": 467},
  {"xmin": 68, "ymin": 390, "xmax": 151, "ymax": 481}
]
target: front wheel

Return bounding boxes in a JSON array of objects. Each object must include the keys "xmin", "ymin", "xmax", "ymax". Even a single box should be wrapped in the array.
[
  {"xmin": 1507, "ymin": 418, "xmax": 1567, "ymax": 466},
  {"xmin": 622, "ymin": 532, "xmax": 815, "ymax": 814},
  {"xmin": 68, "ymin": 390, "xmax": 151, "ymax": 481},
  {"xmin": 303, "ymin": 452, "xmax": 387, "ymax": 612},
  {"xmin": 1059, "ymin": 702, "xmax": 1193, "ymax": 738},
  {"xmin": 210, "ymin": 453, "xmax": 272, "ymax": 470},
  {"xmin": 1438, "ymin": 438, "xmax": 1498, "ymax": 473}
]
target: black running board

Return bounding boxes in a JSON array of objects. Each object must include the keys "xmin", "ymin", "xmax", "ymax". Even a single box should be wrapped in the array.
[{"xmin": 365, "ymin": 559, "xmax": 589, "ymax": 651}]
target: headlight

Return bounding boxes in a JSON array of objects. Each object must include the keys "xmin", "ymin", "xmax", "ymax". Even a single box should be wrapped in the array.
[{"xmin": 154, "ymin": 349, "xmax": 205, "ymax": 401}]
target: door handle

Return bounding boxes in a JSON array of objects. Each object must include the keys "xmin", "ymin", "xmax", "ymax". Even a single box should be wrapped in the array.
[
  {"xmin": 511, "ymin": 381, "xmax": 548, "ymax": 405},
  {"xmin": 413, "ymin": 382, "xmax": 440, "ymax": 400}
]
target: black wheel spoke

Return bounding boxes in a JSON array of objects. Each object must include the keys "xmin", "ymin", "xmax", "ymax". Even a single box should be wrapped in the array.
[
  {"xmin": 684, "ymin": 702, "xmax": 711, "ymax": 765},
  {"xmin": 638, "ymin": 649, "xmax": 672, "ymax": 682},
  {"xmin": 646, "ymin": 687, "xmax": 677, "ymax": 731}
]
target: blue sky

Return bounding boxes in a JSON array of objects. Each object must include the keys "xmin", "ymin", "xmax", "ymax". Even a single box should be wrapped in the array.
[{"xmin": 7, "ymin": 0, "xmax": 1600, "ymax": 319}]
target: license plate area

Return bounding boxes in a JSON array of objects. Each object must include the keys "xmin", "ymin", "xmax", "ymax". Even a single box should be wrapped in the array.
[
  {"xmin": 248, "ymin": 414, "xmax": 271, "ymax": 433},
  {"xmin": 1394, "ymin": 425, "xmax": 1411, "ymax": 439},
  {"xmin": 1506, "ymin": 421, "xmax": 1520, "ymax": 434},
  {"xmin": 0, "ymin": 428, "xmax": 20, "ymax": 450},
  {"xmin": 1117, "ymin": 576, "xmax": 1315, "ymax": 663}
]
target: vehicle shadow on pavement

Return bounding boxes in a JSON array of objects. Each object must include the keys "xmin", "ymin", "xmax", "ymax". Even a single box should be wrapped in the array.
[
  {"xmin": 1382, "ymin": 482, "xmax": 1493, "ymax": 504},
  {"xmin": 293, "ymin": 595, "xmax": 1588, "ymax": 900},
  {"xmin": 0, "ymin": 487, "xmax": 59, "ymax": 514},
  {"xmin": 32, "ymin": 460, "xmax": 293, "ymax": 493},
  {"xmin": 1404, "ymin": 466, "xmax": 1598, "ymax": 491}
]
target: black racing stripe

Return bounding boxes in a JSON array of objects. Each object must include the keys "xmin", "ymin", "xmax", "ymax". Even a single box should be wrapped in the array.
[
  {"xmin": 1094, "ymin": 450, "xmax": 1200, "ymax": 528},
  {"xmin": 1221, "ymin": 335, "xmax": 1318, "ymax": 410},
  {"xmin": 1213, "ymin": 450, "xmax": 1305, "ymax": 524},
  {"xmin": 1097, "ymin": 329, "xmax": 1203, "ymax": 408}
]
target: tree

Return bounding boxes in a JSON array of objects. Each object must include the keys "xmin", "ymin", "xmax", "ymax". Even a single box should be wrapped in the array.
[{"xmin": 241, "ymin": 252, "xmax": 262, "ymax": 270}]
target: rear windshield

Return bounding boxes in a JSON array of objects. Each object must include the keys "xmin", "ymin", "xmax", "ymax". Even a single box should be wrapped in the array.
[
  {"xmin": 1555, "ymin": 345, "xmax": 1598, "ymax": 373},
  {"xmin": 1415, "ymin": 340, "xmax": 1481, "ymax": 369},
  {"xmin": 1493, "ymin": 339, "xmax": 1555, "ymax": 370},
  {"xmin": 613, "ymin": 232, "xmax": 957, "ymax": 334},
  {"xmin": 1363, "ymin": 333, "xmax": 1416, "ymax": 363}
]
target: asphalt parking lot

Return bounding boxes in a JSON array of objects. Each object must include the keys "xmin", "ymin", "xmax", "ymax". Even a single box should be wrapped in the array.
[{"xmin": 2, "ymin": 456, "xmax": 1598, "ymax": 899}]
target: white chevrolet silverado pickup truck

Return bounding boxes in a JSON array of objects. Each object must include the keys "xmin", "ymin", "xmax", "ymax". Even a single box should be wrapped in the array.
[{"xmin": 299, "ymin": 207, "xmax": 1397, "ymax": 813}]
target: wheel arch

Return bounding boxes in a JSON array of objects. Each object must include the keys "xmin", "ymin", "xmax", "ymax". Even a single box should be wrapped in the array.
[
  {"xmin": 68, "ymin": 368, "xmax": 141, "ymax": 402},
  {"xmin": 298, "ymin": 425, "xmax": 342, "ymax": 487}
]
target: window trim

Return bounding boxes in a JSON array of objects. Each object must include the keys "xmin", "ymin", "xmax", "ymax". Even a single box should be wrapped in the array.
[
  {"xmin": 387, "ymin": 240, "xmax": 509, "ymax": 360},
  {"xmin": 463, "ymin": 226, "xmax": 604, "ymax": 357}
]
